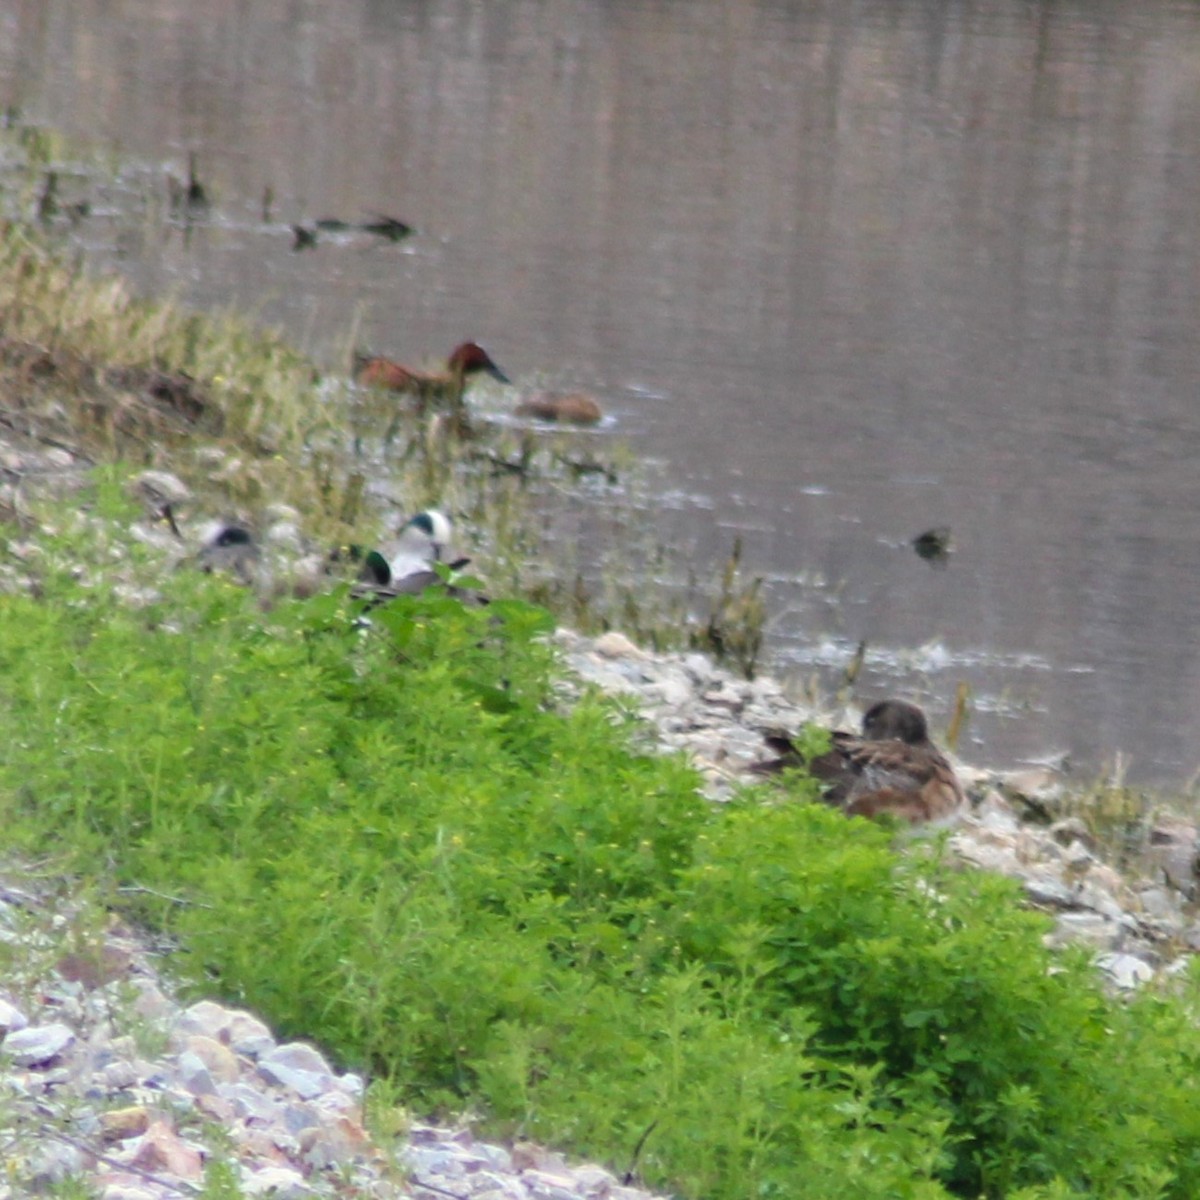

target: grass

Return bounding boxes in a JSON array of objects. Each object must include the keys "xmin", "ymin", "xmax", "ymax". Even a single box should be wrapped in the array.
[{"xmin": 3, "ymin": 508, "xmax": 1200, "ymax": 1199}]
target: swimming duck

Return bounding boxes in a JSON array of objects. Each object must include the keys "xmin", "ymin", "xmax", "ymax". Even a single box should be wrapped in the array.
[
  {"xmin": 750, "ymin": 699, "xmax": 965, "ymax": 824},
  {"xmin": 514, "ymin": 391, "xmax": 603, "ymax": 426},
  {"xmin": 912, "ymin": 527, "xmax": 953, "ymax": 567},
  {"xmin": 354, "ymin": 343, "xmax": 510, "ymax": 414}
]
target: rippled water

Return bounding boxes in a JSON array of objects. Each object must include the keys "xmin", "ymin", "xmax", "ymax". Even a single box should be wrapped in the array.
[{"xmin": 3, "ymin": 0, "xmax": 1200, "ymax": 784}]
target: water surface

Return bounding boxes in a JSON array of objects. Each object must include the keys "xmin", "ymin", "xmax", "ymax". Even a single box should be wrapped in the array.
[{"xmin": 3, "ymin": 0, "xmax": 1200, "ymax": 783}]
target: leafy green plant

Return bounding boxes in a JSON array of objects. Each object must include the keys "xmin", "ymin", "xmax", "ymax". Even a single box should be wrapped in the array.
[{"xmin": 3, "ymin": 513, "xmax": 1200, "ymax": 1199}]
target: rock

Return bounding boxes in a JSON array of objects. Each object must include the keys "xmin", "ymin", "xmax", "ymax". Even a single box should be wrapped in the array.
[
  {"xmin": 128, "ymin": 470, "xmax": 191, "ymax": 508},
  {"xmin": 125, "ymin": 1118, "xmax": 203, "ymax": 1179},
  {"xmin": 592, "ymin": 631, "xmax": 649, "ymax": 661},
  {"xmin": 0, "ymin": 997, "xmax": 29, "ymax": 1032},
  {"xmin": 176, "ymin": 1049, "xmax": 217, "ymax": 1095},
  {"xmin": 183, "ymin": 1033, "xmax": 241, "ymax": 1083},
  {"xmin": 241, "ymin": 1165, "xmax": 309, "ymax": 1197},
  {"xmin": 1097, "ymin": 952, "xmax": 1155, "ymax": 990},
  {"xmin": 3, "ymin": 1021, "xmax": 75, "ymax": 1065},
  {"xmin": 100, "ymin": 1185, "xmax": 160, "ymax": 1200},
  {"xmin": 99, "ymin": 1106, "xmax": 151, "ymax": 1143},
  {"xmin": 258, "ymin": 1042, "xmax": 335, "ymax": 1099}
]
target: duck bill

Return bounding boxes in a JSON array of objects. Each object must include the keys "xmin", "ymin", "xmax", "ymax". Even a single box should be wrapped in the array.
[{"xmin": 486, "ymin": 363, "xmax": 511, "ymax": 385}]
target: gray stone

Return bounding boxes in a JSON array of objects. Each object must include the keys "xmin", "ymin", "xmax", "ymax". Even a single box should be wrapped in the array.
[
  {"xmin": 257, "ymin": 1042, "xmax": 334, "ymax": 1099},
  {"xmin": 176, "ymin": 1050, "xmax": 216, "ymax": 1096},
  {"xmin": 0, "ymin": 998, "xmax": 28, "ymax": 1032},
  {"xmin": 241, "ymin": 1165, "xmax": 310, "ymax": 1197},
  {"xmin": 1097, "ymin": 952, "xmax": 1155, "ymax": 990},
  {"xmin": 3, "ymin": 1021, "xmax": 75, "ymax": 1065}
]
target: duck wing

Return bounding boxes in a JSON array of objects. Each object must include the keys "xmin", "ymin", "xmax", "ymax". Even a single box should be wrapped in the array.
[{"xmin": 841, "ymin": 739, "xmax": 964, "ymax": 822}]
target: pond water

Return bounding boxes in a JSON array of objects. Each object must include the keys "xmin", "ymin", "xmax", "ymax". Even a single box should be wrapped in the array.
[{"xmin": 3, "ymin": 0, "xmax": 1200, "ymax": 785}]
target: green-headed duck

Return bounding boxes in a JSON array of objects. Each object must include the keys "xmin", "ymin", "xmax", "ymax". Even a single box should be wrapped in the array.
[
  {"xmin": 751, "ymin": 699, "xmax": 965, "ymax": 824},
  {"xmin": 332, "ymin": 509, "xmax": 483, "ymax": 602}
]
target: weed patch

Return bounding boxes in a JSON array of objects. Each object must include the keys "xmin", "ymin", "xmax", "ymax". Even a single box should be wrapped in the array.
[{"xmin": 2, "ymin": 519, "xmax": 1200, "ymax": 1199}]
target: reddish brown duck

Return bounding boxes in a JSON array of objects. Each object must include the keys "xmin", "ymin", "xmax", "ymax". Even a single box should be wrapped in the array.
[
  {"xmin": 750, "ymin": 699, "xmax": 965, "ymax": 824},
  {"xmin": 514, "ymin": 390, "xmax": 603, "ymax": 426},
  {"xmin": 354, "ymin": 342, "xmax": 510, "ymax": 411}
]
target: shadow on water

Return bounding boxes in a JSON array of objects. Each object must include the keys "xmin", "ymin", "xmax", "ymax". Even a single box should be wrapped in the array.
[{"xmin": 3, "ymin": 0, "xmax": 1200, "ymax": 785}]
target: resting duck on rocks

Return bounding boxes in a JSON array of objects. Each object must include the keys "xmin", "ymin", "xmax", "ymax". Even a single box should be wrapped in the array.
[
  {"xmin": 354, "ymin": 343, "xmax": 510, "ymax": 412},
  {"xmin": 514, "ymin": 391, "xmax": 603, "ymax": 426},
  {"xmin": 751, "ymin": 699, "xmax": 965, "ymax": 824},
  {"xmin": 332, "ymin": 510, "xmax": 479, "ymax": 601},
  {"xmin": 196, "ymin": 524, "xmax": 260, "ymax": 585}
]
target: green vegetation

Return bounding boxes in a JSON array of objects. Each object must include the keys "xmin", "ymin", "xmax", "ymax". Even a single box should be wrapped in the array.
[{"xmin": 1, "ymin": 502, "xmax": 1200, "ymax": 1200}]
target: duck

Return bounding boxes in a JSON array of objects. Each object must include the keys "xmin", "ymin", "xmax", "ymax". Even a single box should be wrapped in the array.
[
  {"xmin": 912, "ymin": 526, "xmax": 953, "ymax": 567},
  {"xmin": 750, "ymin": 699, "xmax": 965, "ymax": 824},
  {"xmin": 353, "ymin": 342, "xmax": 510, "ymax": 413},
  {"xmin": 196, "ymin": 523, "xmax": 260, "ymax": 585},
  {"xmin": 378, "ymin": 509, "xmax": 454, "ymax": 593},
  {"xmin": 514, "ymin": 390, "xmax": 603, "ymax": 426},
  {"xmin": 331, "ymin": 509, "xmax": 478, "ymax": 600}
]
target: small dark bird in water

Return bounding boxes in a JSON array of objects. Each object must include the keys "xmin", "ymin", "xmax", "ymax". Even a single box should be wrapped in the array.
[
  {"xmin": 291, "ymin": 224, "xmax": 318, "ymax": 251},
  {"xmin": 912, "ymin": 527, "xmax": 953, "ymax": 567},
  {"xmin": 750, "ymin": 699, "xmax": 965, "ymax": 824},
  {"xmin": 36, "ymin": 171, "xmax": 58, "ymax": 222},
  {"xmin": 167, "ymin": 153, "xmax": 210, "ymax": 218},
  {"xmin": 359, "ymin": 215, "xmax": 413, "ymax": 241},
  {"xmin": 308, "ymin": 216, "xmax": 412, "ymax": 242}
]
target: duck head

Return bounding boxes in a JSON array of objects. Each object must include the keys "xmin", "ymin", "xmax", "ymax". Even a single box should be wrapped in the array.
[
  {"xmin": 394, "ymin": 509, "xmax": 452, "ymax": 560},
  {"xmin": 197, "ymin": 523, "xmax": 260, "ymax": 584},
  {"xmin": 446, "ymin": 342, "xmax": 510, "ymax": 384},
  {"xmin": 861, "ymin": 699, "xmax": 930, "ymax": 745}
]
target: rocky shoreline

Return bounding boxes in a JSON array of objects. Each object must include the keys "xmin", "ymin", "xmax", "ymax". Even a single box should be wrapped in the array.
[{"xmin": 3, "ymin": 454, "xmax": 1200, "ymax": 1199}]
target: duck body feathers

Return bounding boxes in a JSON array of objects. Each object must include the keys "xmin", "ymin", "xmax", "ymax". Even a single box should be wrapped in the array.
[
  {"xmin": 354, "ymin": 342, "xmax": 509, "ymax": 407},
  {"xmin": 514, "ymin": 391, "xmax": 603, "ymax": 426},
  {"xmin": 751, "ymin": 700, "xmax": 964, "ymax": 824}
]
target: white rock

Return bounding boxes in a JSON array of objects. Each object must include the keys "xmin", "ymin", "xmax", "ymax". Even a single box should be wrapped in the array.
[
  {"xmin": 257, "ymin": 1043, "xmax": 336, "ymax": 1100},
  {"xmin": 129, "ymin": 470, "xmax": 191, "ymax": 506},
  {"xmin": 592, "ymin": 631, "xmax": 648, "ymax": 661},
  {"xmin": 0, "ymin": 998, "xmax": 28, "ymax": 1032},
  {"xmin": 240, "ymin": 1165, "xmax": 310, "ymax": 1197},
  {"xmin": 226, "ymin": 1009, "xmax": 275, "ymax": 1057},
  {"xmin": 1097, "ymin": 952, "xmax": 1154, "ymax": 990},
  {"xmin": 3, "ymin": 1022, "xmax": 75, "ymax": 1065}
]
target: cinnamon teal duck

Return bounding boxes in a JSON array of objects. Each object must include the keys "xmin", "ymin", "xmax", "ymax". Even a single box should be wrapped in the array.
[
  {"xmin": 354, "ymin": 342, "xmax": 510, "ymax": 412},
  {"xmin": 514, "ymin": 390, "xmax": 603, "ymax": 426},
  {"xmin": 750, "ymin": 699, "xmax": 965, "ymax": 824}
]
